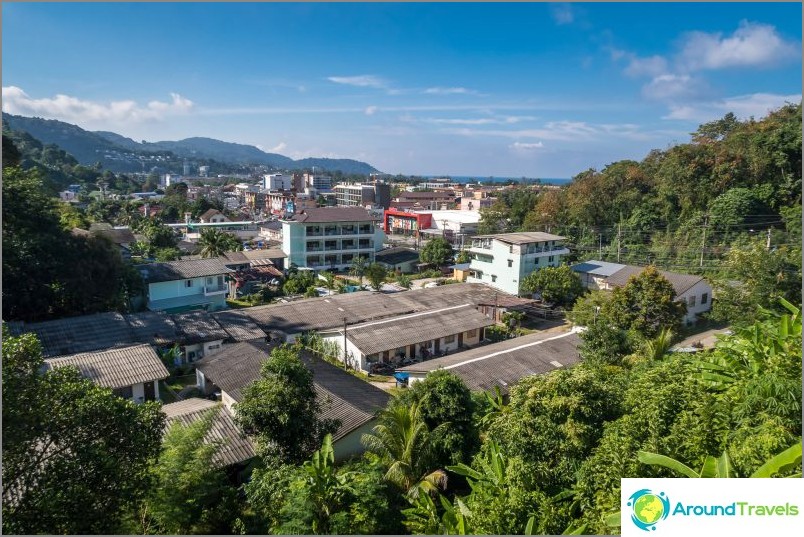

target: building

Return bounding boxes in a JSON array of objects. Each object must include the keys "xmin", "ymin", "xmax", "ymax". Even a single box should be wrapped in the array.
[
  {"xmin": 199, "ymin": 209, "xmax": 230, "ymax": 223},
  {"xmin": 139, "ymin": 258, "xmax": 234, "ymax": 313},
  {"xmin": 88, "ymin": 224, "xmax": 137, "ymax": 261},
  {"xmin": 333, "ymin": 182, "xmax": 391, "ymax": 209},
  {"xmin": 383, "ymin": 208, "xmax": 433, "ymax": 237},
  {"xmin": 375, "ymin": 247, "xmax": 420, "ymax": 273},
  {"xmin": 393, "ymin": 191, "xmax": 455, "ymax": 209},
  {"xmin": 281, "ymin": 207, "xmax": 386, "ymax": 270},
  {"xmin": 467, "ymin": 232, "xmax": 570, "ymax": 296},
  {"xmin": 420, "ymin": 178, "xmax": 460, "ymax": 190},
  {"xmin": 45, "ymin": 344, "xmax": 169, "ymax": 403},
  {"xmin": 572, "ymin": 261, "xmax": 713, "ymax": 325},
  {"xmin": 396, "ymin": 330, "xmax": 581, "ymax": 391},
  {"xmin": 319, "ymin": 304, "xmax": 494, "ymax": 373},
  {"xmin": 259, "ymin": 220, "xmax": 283, "ymax": 242},
  {"xmin": 263, "ymin": 173, "xmax": 293, "ymax": 191},
  {"xmin": 304, "ymin": 172, "xmax": 332, "ymax": 191},
  {"xmin": 194, "ymin": 340, "xmax": 391, "ymax": 461},
  {"xmin": 460, "ymin": 192, "xmax": 496, "ymax": 212},
  {"xmin": 416, "ymin": 210, "xmax": 481, "ymax": 246}
]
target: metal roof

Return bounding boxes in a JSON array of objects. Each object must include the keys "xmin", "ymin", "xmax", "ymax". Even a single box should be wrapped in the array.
[
  {"xmin": 605, "ymin": 265, "xmax": 706, "ymax": 296},
  {"xmin": 343, "ymin": 304, "xmax": 495, "ymax": 356},
  {"xmin": 125, "ymin": 311, "xmax": 180, "ymax": 346},
  {"xmin": 397, "ymin": 331, "xmax": 582, "ymax": 393},
  {"xmin": 162, "ymin": 399, "xmax": 256, "ymax": 467},
  {"xmin": 211, "ymin": 310, "xmax": 268, "ymax": 341},
  {"xmin": 139, "ymin": 258, "xmax": 235, "ymax": 283},
  {"xmin": 571, "ymin": 260, "xmax": 627, "ymax": 277},
  {"xmin": 473, "ymin": 232, "xmax": 566, "ymax": 244},
  {"xmin": 19, "ymin": 312, "xmax": 135, "ymax": 358},
  {"xmin": 46, "ymin": 344, "xmax": 169, "ymax": 389},
  {"xmin": 284, "ymin": 207, "xmax": 379, "ymax": 223},
  {"xmin": 375, "ymin": 247, "xmax": 420, "ymax": 265},
  {"xmin": 171, "ymin": 311, "xmax": 230, "ymax": 344}
]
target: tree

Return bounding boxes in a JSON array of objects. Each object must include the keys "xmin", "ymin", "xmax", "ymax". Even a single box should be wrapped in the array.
[
  {"xmin": 578, "ymin": 322, "xmax": 634, "ymax": 366},
  {"xmin": 641, "ymin": 328, "xmax": 675, "ymax": 362},
  {"xmin": 455, "ymin": 249, "xmax": 471, "ymax": 264},
  {"xmin": 283, "ymin": 270, "xmax": 316, "ymax": 295},
  {"xmin": 349, "ymin": 255, "xmax": 368, "ymax": 287},
  {"xmin": 2, "ymin": 330, "xmax": 165, "ymax": 534},
  {"xmin": 198, "ymin": 228, "xmax": 242, "ymax": 258},
  {"xmin": 320, "ymin": 271, "xmax": 336, "ymax": 295},
  {"xmin": 361, "ymin": 403, "xmax": 448, "ymax": 498},
  {"xmin": 396, "ymin": 273, "xmax": 413, "ymax": 290},
  {"xmin": 605, "ymin": 266, "xmax": 686, "ymax": 339},
  {"xmin": 567, "ymin": 290, "xmax": 612, "ymax": 327},
  {"xmin": 365, "ymin": 262, "xmax": 388, "ymax": 291},
  {"xmin": 420, "ymin": 237, "xmax": 453, "ymax": 268},
  {"xmin": 138, "ymin": 406, "xmax": 239, "ymax": 534},
  {"xmin": 393, "ymin": 370, "xmax": 479, "ymax": 467},
  {"xmin": 477, "ymin": 200, "xmax": 510, "ymax": 234},
  {"xmin": 521, "ymin": 265, "xmax": 585, "ymax": 306},
  {"xmin": 234, "ymin": 345, "xmax": 338, "ymax": 464}
]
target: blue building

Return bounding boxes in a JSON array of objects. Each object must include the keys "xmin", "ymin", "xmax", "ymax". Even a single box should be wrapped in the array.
[{"xmin": 139, "ymin": 258, "xmax": 234, "ymax": 313}]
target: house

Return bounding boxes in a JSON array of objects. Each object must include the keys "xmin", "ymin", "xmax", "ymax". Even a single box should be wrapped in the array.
[
  {"xmin": 396, "ymin": 330, "xmax": 581, "ymax": 392},
  {"xmin": 570, "ymin": 260, "xmax": 627, "ymax": 291},
  {"xmin": 460, "ymin": 192, "xmax": 496, "ymax": 212},
  {"xmin": 320, "ymin": 304, "xmax": 495, "ymax": 372},
  {"xmin": 263, "ymin": 173, "xmax": 293, "ymax": 191},
  {"xmin": 450, "ymin": 263, "xmax": 471, "ymax": 282},
  {"xmin": 467, "ymin": 232, "xmax": 570, "ymax": 296},
  {"xmin": 199, "ymin": 209, "xmax": 230, "ymax": 224},
  {"xmin": 139, "ymin": 258, "xmax": 234, "ymax": 313},
  {"xmin": 375, "ymin": 247, "xmax": 420, "ymax": 273},
  {"xmin": 162, "ymin": 399, "xmax": 256, "ymax": 468},
  {"xmin": 415, "ymin": 210, "xmax": 480, "ymax": 245},
  {"xmin": 45, "ymin": 344, "xmax": 169, "ymax": 403},
  {"xmin": 89, "ymin": 223, "xmax": 137, "ymax": 260},
  {"xmin": 259, "ymin": 220, "xmax": 283, "ymax": 242},
  {"xmin": 281, "ymin": 207, "xmax": 386, "ymax": 271},
  {"xmin": 194, "ymin": 340, "xmax": 391, "ymax": 461}
]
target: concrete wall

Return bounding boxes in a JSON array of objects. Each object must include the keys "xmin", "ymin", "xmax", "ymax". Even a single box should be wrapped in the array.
[
  {"xmin": 333, "ymin": 421, "xmax": 376, "ymax": 462},
  {"xmin": 679, "ymin": 280, "xmax": 713, "ymax": 325},
  {"xmin": 468, "ymin": 238, "xmax": 568, "ymax": 296}
]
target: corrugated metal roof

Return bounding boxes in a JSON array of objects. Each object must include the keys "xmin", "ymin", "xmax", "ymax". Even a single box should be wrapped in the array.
[
  {"xmin": 605, "ymin": 265, "xmax": 706, "ymax": 296},
  {"xmin": 473, "ymin": 232, "xmax": 566, "ymax": 244},
  {"xmin": 344, "ymin": 304, "xmax": 494, "ymax": 356},
  {"xmin": 46, "ymin": 344, "xmax": 169, "ymax": 388},
  {"xmin": 171, "ymin": 311, "xmax": 229, "ymax": 344},
  {"xmin": 211, "ymin": 310, "xmax": 268, "ymax": 341},
  {"xmin": 571, "ymin": 260, "xmax": 627, "ymax": 277},
  {"xmin": 139, "ymin": 258, "xmax": 234, "ymax": 283},
  {"xmin": 19, "ymin": 312, "xmax": 134, "ymax": 358},
  {"xmin": 162, "ymin": 399, "xmax": 256, "ymax": 467},
  {"xmin": 397, "ymin": 331, "xmax": 582, "ymax": 393},
  {"xmin": 125, "ymin": 311, "xmax": 180, "ymax": 346},
  {"xmin": 375, "ymin": 247, "xmax": 420, "ymax": 265}
]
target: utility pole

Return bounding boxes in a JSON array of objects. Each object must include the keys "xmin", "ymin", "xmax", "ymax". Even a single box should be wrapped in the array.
[
  {"xmin": 598, "ymin": 232, "xmax": 603, "ymax": 259},
  {"xmin": 342, "ymin": 317, "xmax": 348, "ymax": 370},
  {"xmin": 766, "ymin": 228, "xmax": 772, "ymax": 250},
  {"xmin": 700, "ymin": 214, "xmax": 708, "ymax": 268},
  {"xmin": 616, "ymin": 224, "xmax": 622, "ymax": 263}
]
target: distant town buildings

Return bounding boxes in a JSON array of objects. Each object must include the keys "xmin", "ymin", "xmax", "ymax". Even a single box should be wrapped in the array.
[{"xmin": 333, "ymin": 182, "xmax": 391, "ymax": 209}]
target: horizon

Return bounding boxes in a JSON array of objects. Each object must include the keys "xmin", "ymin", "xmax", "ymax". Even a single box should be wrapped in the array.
[{"xmin": 2, "ymin": 2, "xmax": 801, "ymax": 177}]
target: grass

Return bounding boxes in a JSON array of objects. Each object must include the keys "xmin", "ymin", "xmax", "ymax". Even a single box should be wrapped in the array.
[
  {"xmin": 166, "ymin": 373, "xmax": 198, "ymax": 394},
  {"xmin": 159, "ymin": 381, "xmax": 178, "ymax": 404}
]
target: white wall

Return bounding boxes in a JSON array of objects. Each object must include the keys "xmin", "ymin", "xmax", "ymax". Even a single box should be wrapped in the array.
[
  {"xmin": 333, "ymin": 421, "xmax": 376, "ymax": 462},
  {"xmin": 678, "ymin": 280, "xmax": 713, "ymax": 325},
  {"xmin": 132, "ymin": 382, "xmax": 145, "ymax": 403}
]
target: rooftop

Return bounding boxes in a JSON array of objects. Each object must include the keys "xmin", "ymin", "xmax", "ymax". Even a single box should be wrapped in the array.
[
  {"xmin": 605, "ymin": 265, "xmax": 706, "ymax": 296},
  {"xmin": 396, "ymin": 331, "xmax": 581, "ymax": 393},
  {"xmin": 93, "ymin": 226, "xmax": 137, "ymax": 245},
  {"xmin": 375, "ymin": 247, "xmax": 420, "ymax": 265},
  {"xmin": 211, "ymin": 310, "xmax": 268, "ymax": 342},
  {"xmin": 139, "ymin": 258, "xmax": 234, "ymax": 283},
  {"xmin": 45, "ymin": 344, "xmax": 170, "ymax": 389},
  {"xmin": 571, "ymin": 260, "xmax": 627, "ymax": 278},
  {"xmin": 473, "ymin": 232, "xmax": 566, "ymax": 244},
  {"xmin": 162, "ymin": 399, "xmax": 256, "ymax": 467},
  {"xmin": 283, "ymin": 207, "xmax": 379, "ymax": 224},
  {"xmin": 395, "ymin": 191, "xmax": 455, "ymax": 199}
]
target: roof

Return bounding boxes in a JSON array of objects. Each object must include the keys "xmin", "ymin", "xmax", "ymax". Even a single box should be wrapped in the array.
[
  {"xmin": 397, "ymin": 331, "xmax": 582, "ymax": 393},
  {"xmin": 476, "ymin": 295, "xmax": 538, "ymax": 309},
  {"xmin": 261, "ymin": 220, "xmax": 282, "ymax": 231},
  {"xmin": 171, "ymin": 311, "xmax": 230, "ymax": 344},
  {"xmin": 343, "ymin": 304, "xmax": 494, "ymax": 356},
  {"xmin": 395, "ymin": 191, "xmax": 455, "ymax": 199},
  {"xmin": 243, "ymin": 248, "xmax": 287, "ymax": 260},
  {"xmin": 139, "ymin": 258, "xmax": 234, "ymax": 283},
  {"xmin": 211, "ymin": 310, "xmax": 268, "ymax": 341},
  {"xmin": 605, "ymin": 265, "xmax": 706, "ymax": 296},
  {"xmin": 571, "ymin": 260, "xmax": 627, "ymax": 277},
  {"xmin": 18, "ymin": 312, "xmax": 135, "ymax": 358},
  {"xmin": 473, "ymin": 232, "xmax": 566, "ymax": 244},
  {"xmin": 283, "ymin": 207, "xmax": 379, "ymax": 223},
  {"xmin": 93, "ymin": 226, "xmax": 137, "ymax": 245},
  {"xmin": 195, "ymin": 341, "xmax": 389, "ymax": 440},
  {"xmin": 177, "ymin": 240, "xmax": 200, "ymax": 254},
  {"xmin": 162, "ymin": 399, "xmax": 256, "ymax": 467},
  {"xmin": 200, "ymin": 209, "xmax": 226, "ymax": 221},
  {"xmin": 125, "ymin": 311, "xmax": 180, "ymax": 346},
  {"xmin": 375, "ymin": 247, "xmax": 420, "ymax": 265},
  {"xmin": 450, "ymin": 263, "xmax": 471, "ymax": 270},
  {"xmin": 46, "ymin": 344, "xmax": 169, "ymax": 389}
]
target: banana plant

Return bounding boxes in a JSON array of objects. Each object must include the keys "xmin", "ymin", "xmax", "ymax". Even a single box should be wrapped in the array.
[{"xmin": 637, "ymin": 442, "xmax": 802, "ymax": 478}]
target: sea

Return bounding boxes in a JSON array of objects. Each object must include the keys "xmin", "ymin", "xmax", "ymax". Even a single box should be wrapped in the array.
[{"xmin": 423, "ymin": 175, "xmax": 572, "ymax": 186}]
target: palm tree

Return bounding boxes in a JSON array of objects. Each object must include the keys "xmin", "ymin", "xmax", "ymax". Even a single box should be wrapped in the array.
[
  {"xmin": 642, "ymin": 327, "xmax": 674, "ymax": 361},
  {"xmin": 198, "ymin": 228, "xmax": 241, "ymax": 258},
  {"xmin": 361, "ymin": 403, "xmax": 447, "ymax": 498},
  {"xmin": 349, "ymin": 256, "xmax": 368, "ymax": 288},
  {"xmin": 320, "ymin": 271, "xmax": 336, "ymax": 295}
]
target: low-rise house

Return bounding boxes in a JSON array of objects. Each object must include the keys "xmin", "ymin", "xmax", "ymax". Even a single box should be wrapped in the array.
[
  {"xmin": 45, "ymin": 344, "xmax": 170, "ymax": 403},
  {"xmin": 139, "ymin": 258, "xmax": 234, "ymax": 313},
  {"xmin": 89, "ymin": 223, "xmax": 137, "ymax": 261},
  {"xmin": 570, "ymin": 260, "xmax": 627, "ymax": 291},
  {"xmin": 375, "ymin": 247, "xmax": 420, "ymax": 273},
  {"xmin": 195, "ymin": 340, "xmax": 390, "ymax": 461},
  {"xmin": 199, "ymin": 209, "xmax": 230, "ymax": 223},
  {"xmin": 468, "ymin": 232, "xmax": 570, "ymax": 296},
  {"xmin": 396, "ymin": 330, "xmax": 581, "ymax": 392},
  {"xmin": 320, "ymin": 304, "xmax": 494, "ymax": 372},
  {"xmin": 259, "ymin": 220, "xmax": 283, "ymax": 242}
]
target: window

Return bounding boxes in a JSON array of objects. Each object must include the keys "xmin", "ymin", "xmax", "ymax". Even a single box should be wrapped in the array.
[
  {"xmin": 207, "ymin": 344, "xmax": 220, "ymax": 351},
  {"xmin": 509, "ymin": 245, "xmax": 513, "ymax": 254},
  {"xmin": 491, "ymin": 275, "xmax": 497, "ymax": 282},
  {"xmin": 701, "ymin": 293, "xmax": 708, "ymax": 305},
  {"xmin": 548, "ymin": 256, "xmax": 554, "ymax": 263},
  {"xmin": 113, "ymin": 386, "xmax": 133, "ymax": 399},
  {"xmin": 444, "ymin": 335, "xmax": 456, "ymax": 344},
  {"xmin": 188, "ymin": 351, "xmax": 197, "ymax": 362},
  {"xmin": 507, "ymin": 259, "xmax": 513, "ymax": 268},
  {"xmin": 466, "ymin": 329, "xmax": 477, "ymax": 338},
  {"xmin": 688, "ymin": 295, "xmax": 696, "ymax": 307},
  {"xmin": 185, "ymin": 280, "xmax": 193, "ymax": 287},
  {"xmin": 207, "ymin": 277, "xmax": 213, "ymax": 285}
]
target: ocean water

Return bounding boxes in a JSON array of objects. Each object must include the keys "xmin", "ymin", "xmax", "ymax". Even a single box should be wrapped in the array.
[{"xmin": 424, "ymin": 175, "xmax": 572, "ymax": 186}]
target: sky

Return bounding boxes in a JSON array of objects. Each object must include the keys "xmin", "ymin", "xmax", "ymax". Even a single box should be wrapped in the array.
[{"xmin": 2, "ymin": 2, "xmax": 801, "ymax": 177}]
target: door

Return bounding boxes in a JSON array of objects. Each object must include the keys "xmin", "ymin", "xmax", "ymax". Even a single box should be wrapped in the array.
[
  {"xmin": 435, "ymin": 338, "xmax": 441, "ymax": 353},
  {"xmin": 458, "ymin": 332, "xmax": 464, "ymax": 348},
  {"xmin": 143, "ymin": 381, "xmax": 156, "ymax": 401}
]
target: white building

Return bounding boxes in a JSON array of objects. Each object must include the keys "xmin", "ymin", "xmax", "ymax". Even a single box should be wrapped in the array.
[
  {"xmin": 467, "ymin": 232, "xmax": 570, "ymax": 296},
  {"xmin": 263, "ymin": 173, "xmax": 293, "ymax": 191}
]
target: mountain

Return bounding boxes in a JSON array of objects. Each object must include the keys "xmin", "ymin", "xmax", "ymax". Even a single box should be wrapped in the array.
[{"xmin": 3, "ymin": 114, "xmax": 381, "ymax": 175}]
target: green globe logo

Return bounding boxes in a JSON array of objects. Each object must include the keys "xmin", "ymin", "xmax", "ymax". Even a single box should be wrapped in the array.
[{"xmin": 628, "ymin": 489, "xmax": 670, "ymax": 531}]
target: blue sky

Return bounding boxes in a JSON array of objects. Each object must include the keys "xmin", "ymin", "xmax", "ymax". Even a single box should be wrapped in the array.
[{"xmin": 2, "ymin": 2, "xmax": 801, "ymax": 177}]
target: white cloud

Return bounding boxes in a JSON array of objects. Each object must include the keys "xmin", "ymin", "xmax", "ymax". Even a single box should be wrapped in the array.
[
  {"xmin": 641, "ymin": 74, "xmax": 711, "ymax": 101},
  {"xmin": 269, "ymin": 142, "xmax": 287, "ymax": 153},
  {"xmin": 441, "ymin": 120, "xmax": 652, "ymax": 142},
  {"xmin": 423, "ymin": 87, "xmax": 480, "ymax": 95},
  {"xmin": 678, "ymin": 21, "xmax": 800, "ymax": 71},
  {"xmin": 1, "ymin": 86, "xmax": 194, "ymax": 123},
  {"xmin": 551, "ymin": 3, "xmax": 575, "ymax": 25},
  {"xmin": 364, "ymin": 106, "xmax": 378, "ymax": 116},
  {"xmin": 663, "ymin": 92, "xmax": 801, "ymax": 122},
  {"xmin": 422, "ymin": 115, "xmax": 537, "ymax": 126},
  {"xmin": 510, "ymin": 141, "xmax": 545, "ymax": 151},
  {"xmin": 624, "ymin": 55, "xmax": 668, "ymax": 78},
  {"xmin": 327, "ymin": 75, "xmax": 388, "ymax": 89}
]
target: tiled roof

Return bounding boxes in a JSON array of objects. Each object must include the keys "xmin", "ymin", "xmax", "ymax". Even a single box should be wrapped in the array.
[
  {"xmin": 222, "ymin": 251, "xmax": 250, "ymax": 264},
  {"xmin": 571, "ymin": 260, "xmax": 627, "ymax": 277},
  {"xmin": 605, "ymin": 265, "xmax": 706, "ymax": 296},
  {"xmin": 162, "ymin": 399, "xmax": 256, "ymax": 467},
  {"xmin": 199, "ymin": 209, "xmax": 225, "ymax": 221},
  {"xmin": 344, "ymin": 304, "xmax": 495, "ymax": 356},
  {"xmin": 243, "ymin": 248, "xmax": 287, "ymax": 260},
  {"xmin": 375, "ymin": 247, "xmax": 420, "ymax": 265},
  {"xmin": 46, "ymin": 344, "xmax": 169, "ymax": 388},
  {"xmin": 139, "ymin": 258, "xmax": 234, "ymax": 283},
  {"xmin": 473, "ymin": 232, "xmax": 566, "ymax": 244},
  {"xmin": 397, "ymin": 331, "xmax": 582, "ymax": 393},
  {"xmin": 211, "ymin": 310, "xmax": 268, "ymax": 341},
  {"xmin": 284, "ymin": 207, "xmax": 378, "ymax": 223},
  {"xmin": 195, "ymin": 341, "xmax": 389, "ymax": 441}
]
